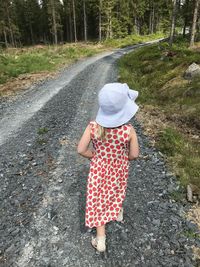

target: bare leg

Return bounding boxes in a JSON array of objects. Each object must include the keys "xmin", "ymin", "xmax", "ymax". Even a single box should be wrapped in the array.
[
  {"xmin": 96, "ymin": 224, "xmax": 106, "ymax": 237},
  {"xmin": 91, "ymin": 224, "xmax": 106, "ymax": 252}
]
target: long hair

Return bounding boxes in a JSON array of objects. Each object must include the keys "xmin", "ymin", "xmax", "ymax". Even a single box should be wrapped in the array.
[{"xmin": 97, "ymin": 124, "xmax": 106, "ymax": 140}]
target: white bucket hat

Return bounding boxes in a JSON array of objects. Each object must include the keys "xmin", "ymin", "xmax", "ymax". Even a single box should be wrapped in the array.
[{"xmin": 96, "ymin": 82, "xmax": 139, "ymax": 128}]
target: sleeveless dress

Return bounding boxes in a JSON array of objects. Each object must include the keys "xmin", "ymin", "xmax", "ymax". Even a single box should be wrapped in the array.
[{"xmin": 85, "ymin": 121, "xmax": 132, "ymax": 228}]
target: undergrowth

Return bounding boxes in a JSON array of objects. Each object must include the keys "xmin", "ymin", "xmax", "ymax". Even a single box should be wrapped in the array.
[
  {"xmin": 0, "ymin": 33, "xmax": 165, "ymax": 86},
  {"xmin": 118, "ymin": 36, "xmax": 200, "ymax": 188}
]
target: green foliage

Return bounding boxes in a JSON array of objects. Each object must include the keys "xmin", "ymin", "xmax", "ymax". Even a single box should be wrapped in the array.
[
  {"xmin": 119, "ymin": 39, "xmax": 200, "ymax": 110},
  {"xmin": 169, "ymin": 190, "xmax": 185, "ymax": 202},
  {"xmin": 119, "ymin": 38, "xmax": 200, "ymax": 188},
  {"xmin": 37, "ymin": 127, "xmax": 49, "ymax": 134},
  {"xmin": 0, "ymin": 44, "xmax": 105, "ymax": 84},
  {"xmin": 158, "ymin": 127, "xmax": 183, "ymax": 156},
  {"xmin": 158, "ymin": 127, "xmax": 200, "ymax": 187},
  {"xmin": 182, "ymin": 229, "xmax": 200, "ymax": 239},
  {"xmin": 0, "ymin": 0, "xmax": 173, "ymax": 46},
  {"xmin": 0, "ymin": 34, "xmax": 165, "ymax": 85},
  {"xmin": 103, "ymin": 32, "xmax": 165, "ymax": 48}
]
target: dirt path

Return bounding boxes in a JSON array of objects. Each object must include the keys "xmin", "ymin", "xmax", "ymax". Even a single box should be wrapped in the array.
[{"xmin": 0, "ymin": 42, "xmax": 199, "ymax": 267}]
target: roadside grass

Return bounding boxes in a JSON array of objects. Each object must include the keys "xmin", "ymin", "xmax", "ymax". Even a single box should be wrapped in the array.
[
  {"xmin": 118, "ymin": 36, "xmax": 200, "ymax": 189},
  {"xmin": 182, "ymin": 229, "xmax": 200, "ymax": 239},
  {"xmin": 169, "ymin": 189, "xmax": 185, "ymax": 202},
  {"xmin": 157, "ymin": 127, "xmax": 200, "ymax": 187},
  {"xmin": 0, "ymin": 43, "xmax": 106, "ymax": 85},
  {"xmin": 103, "ymin": 32, "xmax": 165, "ymax": 48},
  {"xmin": 0, "ymin": 33, "xmax": 165, "ymax": 88}
]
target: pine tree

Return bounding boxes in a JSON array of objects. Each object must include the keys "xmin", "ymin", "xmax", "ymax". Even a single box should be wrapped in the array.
[
  {"xmin": 0, "ymin": 0, "xmax": 18, "ymax": 47},
  {"xmin": 72, "ymin": 0, "xmax": 77, "ymax": 42},
  {"xmin": 169, "ymin": 0, "xmax": 178, "ymax": 47},
  {"xmin": 46, "ymin": 0, "xmax": 63, "ymax": 44},
  {"xmin": 99, "ymin": 0, "xmax": 102, "ymax": 41},
  {"xmin": 0, "ymin": 0, "xmax": 198, "ymax": 46},
  {"xmin": 190, "ymin": 0, "xmax": 200, "ymax": 47},
  {"xmin": 83, "ymin": 0, "xmax": 87, "ymax": 42}
]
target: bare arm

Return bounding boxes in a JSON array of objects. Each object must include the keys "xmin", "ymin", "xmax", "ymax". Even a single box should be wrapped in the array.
[
  {"xmin": 128, "ymin": 126, "xmax": 139, "ymax": 160},
  {"xmin": 77, "ymin": 124, "xmax": 94, "ymax": 159}
]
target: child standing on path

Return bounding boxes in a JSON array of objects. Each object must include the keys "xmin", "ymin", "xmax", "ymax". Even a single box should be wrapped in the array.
[{"xmin": 77, "ymin": 83, "xmax": 139, "ymax": 252}]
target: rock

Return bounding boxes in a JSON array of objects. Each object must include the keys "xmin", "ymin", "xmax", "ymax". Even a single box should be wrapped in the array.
[
  {"xmin": 184, "ymin": 63, "xmax": 200, "ymax": 79},
  {"xmin": 5, "ymin": 244, "xmax": 15, "ymax": 253},
  {"xmin": 187, "ymin": 184, "xmax": 193, "ymax": 202},
  {"xmin": 152, "ymin": 219, "xmax": 160, "ymax": 226}
]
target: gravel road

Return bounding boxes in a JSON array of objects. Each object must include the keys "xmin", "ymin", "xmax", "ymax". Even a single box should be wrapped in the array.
[{"xmin": 0, "ymin": 41, "xmax": 199, "ymax": 267}]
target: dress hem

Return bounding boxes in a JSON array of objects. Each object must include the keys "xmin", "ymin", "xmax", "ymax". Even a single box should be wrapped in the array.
[{"xmin": 85, "ymin": 212, "xmax": 122, "ymax": 229}]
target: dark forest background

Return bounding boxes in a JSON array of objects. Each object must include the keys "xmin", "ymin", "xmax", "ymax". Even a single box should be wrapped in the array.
[{"xmin": 0, "ymin": 0, "xmax": 199, "ymax": 47}]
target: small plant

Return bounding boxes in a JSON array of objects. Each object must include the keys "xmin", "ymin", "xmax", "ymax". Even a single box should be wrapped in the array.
[
  {"xmin": 36, "ymin": 138, "xmax": 47, "ymax": 145},
  {"xmin": 182, "ymin": 229, "xmax": 200, "ymax": 239},
  {"xmin": 169, "ymin": 189, "xmax": 185, "ymax": 202},
  {"xmin": 37, "ymin": 127, "xmax": 48, "ymax": 134}
]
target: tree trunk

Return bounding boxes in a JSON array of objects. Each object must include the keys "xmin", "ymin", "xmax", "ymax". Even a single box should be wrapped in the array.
[
  {"xmin": 83, "ymin": 0, "xmax": 87, "ymax": 42},
  {"xmin": 149, "ymin": 2, "xmax": 155, "ymax": 34},
  {"xmin": 3, "ymin": 28, "xmax": 8, "ymax": 48},
  {"xmin": 108, "ymin": 6, "xmax": 112, "ymax": 39},
  {"xmin": 182, "ymin": 0, "xmax": 189, "ymax": 37},
  {"xmin": 51, "ymin": 0, "xmax": 58, "ymax": 45},
  {"xmin": 5, "ymin": 3, "xmax": 15, "ymax": 47},
  {"xmin": 169, "ymin": 0, "xmax": 177, "ymax": 47},
  {"xmin": 109, "ymin": 15, "xmax": 112, "ymax": 38},
  {"xmin": 183, "ymin": 17, "xmax": 187, "ymax": 37},
  {"xmin": 99, "ymin": 0, "xmax": 102, "ymax": 41},
  {"xmin": 72, "ymin": 0, "xmax": 77, "ymax": 42},
  {"xmin": 29, "ymin": 22, "xmax": 34, "ymax": 44},
  {"xmin": 190, "ymin": 0, "xmax": 200, "ymax": 47},
  {"xmin": 134, "ymin": 17, "xmax": 138, "ymax": 34},
  {"xmin": 151, "ymin": 2, "xmax": 155, "ymax": 33},
  {"xmin": 157, "ymin": 15, "xmax": 160, "ymax": 32},
  {"xmin": 69, "ymin": 4, "xmax": 73, "ymax": 42},
  {"xmin": 149, "ymin": 6, "xmax": 152, "ymax": 34}
]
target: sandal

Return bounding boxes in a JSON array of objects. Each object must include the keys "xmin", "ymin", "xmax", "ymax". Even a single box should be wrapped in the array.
[
  {"xmin": 91, "ymin": 235, "xmax": 106, "ymax": 252},
  {"xmin": 116, "ymin": 207, "xmax": 124, "ymax": 222}
]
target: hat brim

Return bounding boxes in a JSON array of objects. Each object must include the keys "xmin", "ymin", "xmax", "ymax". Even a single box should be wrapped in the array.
[
  {"xmin": 96, "ymin": 98, "xmax": 139, "ymax": 128},
  {"xmin": 128, "ymin": 89, "xmax": 138, "ymax": 101}
]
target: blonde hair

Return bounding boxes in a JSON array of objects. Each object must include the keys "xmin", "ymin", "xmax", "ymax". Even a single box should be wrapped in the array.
[{"xmin": 97, "ymin": 124, "xmax": 106, "ymax": 140}]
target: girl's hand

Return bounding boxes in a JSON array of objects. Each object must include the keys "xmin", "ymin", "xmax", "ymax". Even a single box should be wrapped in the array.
[{"xmin": 89, "ymin": 150, "xmax": 95, "ymax": 161}]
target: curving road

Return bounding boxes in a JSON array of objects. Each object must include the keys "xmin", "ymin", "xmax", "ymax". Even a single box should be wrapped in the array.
[{"xmin": 0, "ymin": 41, "xmax": 198, "ymax": 267}]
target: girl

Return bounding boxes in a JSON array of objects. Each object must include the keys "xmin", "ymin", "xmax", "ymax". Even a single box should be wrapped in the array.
[{"xmin": 77, "ymin": 82, "xmax": 139, "ymax": 252}]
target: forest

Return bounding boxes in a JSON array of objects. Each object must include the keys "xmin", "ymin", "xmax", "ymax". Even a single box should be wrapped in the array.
[{"xmin": 0, "ymin": 0, "xmax": 199, "ymax": 47}]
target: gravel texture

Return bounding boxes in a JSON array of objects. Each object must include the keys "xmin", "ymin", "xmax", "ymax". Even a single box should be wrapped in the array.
[{"xmin": 0, "ymin": 41, "xmax": 199, "ymax": 267}]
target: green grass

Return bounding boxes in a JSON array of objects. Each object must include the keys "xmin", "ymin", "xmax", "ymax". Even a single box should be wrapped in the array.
[
  {"xmin": 0, "ymin": 33, "xmax": 165, "ymax": 86},
  {"xmin": 103, "ymin": 32, "xmax": 165, "ymax": 48},
  {"xmin": 0, "ymin": 43, "xmax": 104, "ymax": 84},
  {"xmin": 182, "ymin": 229, "xmax": 200, "ymax": 239},
  {"xmin": 157, "ymin": 127, "xmax": 200, "ymax": 186},
  {"xmin": 118, "ymin": 36, "xmax": 200, "ymax": 188},
  {"xmin": 169, "ymin": 190, "xmax": 185, "ymax": 202},
  {"xmin": 37, "ymin": 127, "xmax": 49, "ymax": 134}
]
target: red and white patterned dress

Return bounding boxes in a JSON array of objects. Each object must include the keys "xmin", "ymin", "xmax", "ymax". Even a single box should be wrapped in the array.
[{"xmin": 85, "ymin": 121, "xmax": 132, "ymax": 228}]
